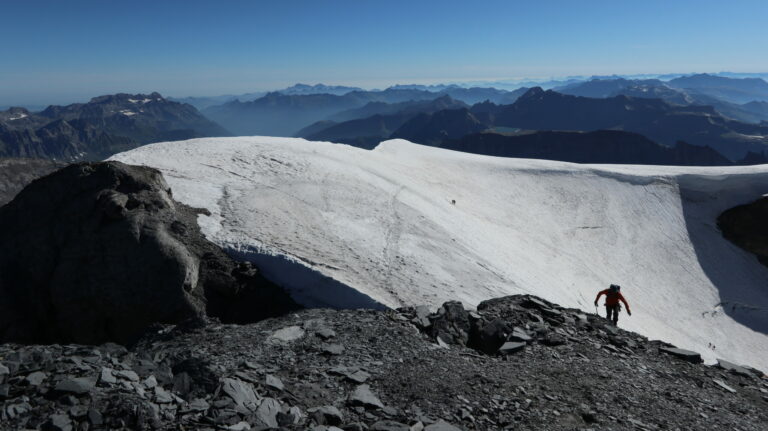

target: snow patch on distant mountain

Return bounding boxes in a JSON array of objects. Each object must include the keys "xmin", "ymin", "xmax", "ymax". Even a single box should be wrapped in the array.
[{"xmin": 112, "ymin": 137, "xmax": 768, "ymax": 370}]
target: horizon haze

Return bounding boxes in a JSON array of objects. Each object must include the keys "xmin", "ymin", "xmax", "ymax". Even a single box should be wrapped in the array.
[{"xmin": 2, "ymin": 0, "xmax": 768, "ymax": 107}]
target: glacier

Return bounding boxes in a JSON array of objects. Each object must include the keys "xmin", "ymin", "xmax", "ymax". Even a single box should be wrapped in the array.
[{"xmin": 112, "ymin": 136, "xmax": 768, "ymax": 370}]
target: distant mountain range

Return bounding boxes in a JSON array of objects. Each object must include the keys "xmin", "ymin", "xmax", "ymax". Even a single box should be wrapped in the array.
[
  {"xmin": 668, "ymin": 74, "xmax": 768, "ymax": 104},
  {"xmin": 308, "ymin": 86, "xmax": 767, "ymax": 164},
  {"xmin": 169, "ymin": 92, "xmax": 267, "ymax": 110},
  {"xmin": 279, "ymin": 83, "xmax": 363, "ymax": 96},
  {"xmin": 4, "ymin": 73, "xmax": 768, "ymax": 167},
  {"xmin": 203, "ymin": 91, "xmax": 432, "ymax": 137},
  {"xmin": 0, "ymin": 92, "xmax": 228, "ymax": 160},
  {"xmin": 204, "ymin": 86, "xmax": 529, "ymax": 136},
  {"xmin": 297, "ymin": 96, "xmax": 469, "ymax": 148},
  {"xmin": 557, "ymin": 77, "xmax": 768, "ymax": 124},
  {"xmin": 169, "ymin": 84, "xmax": 363, "ymax": 110},
  {"xmin": 438, "ymin": 130, "xmax": 738, "ymax": 166},
  {"xmin": 391, "ymin": 108, "xmax": 487, "ymax": 145},
  {"xmin": 481, "ymin": 87, "xmax": 768, "ymax": 160}
]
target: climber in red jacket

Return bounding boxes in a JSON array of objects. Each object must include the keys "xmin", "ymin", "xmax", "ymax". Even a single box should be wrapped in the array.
[{"xmin": 595, "ymin": 284, "xmax": 631, "ymax": 325}]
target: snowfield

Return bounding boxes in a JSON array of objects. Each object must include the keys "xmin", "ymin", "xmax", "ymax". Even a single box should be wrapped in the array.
[{"xmin": 112, "ymin": 137, "xmax": 768, "ymax": 370}]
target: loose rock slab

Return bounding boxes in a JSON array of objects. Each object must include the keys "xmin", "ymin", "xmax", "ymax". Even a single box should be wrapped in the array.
[
  {"xmin": 659, "ymin": 346, "xmax": 702, "ymax": 364},
  {"xmin": 348, "ymin": 384, "xmax": 385, "ymax": 409},
  {"xmin": 499, "ymin": 341, "xmax": 526, "ymax": 355},
  {"xmin": 269, "ymin": 326, "xmax": 306, "ymax": 343},
  {"xmin": 55, "ymin": 378, "xmax": 95, "ymax": 395},
  {"xmin": 717, "ymin": 359, "xmax": 753, "ymax": 378}
]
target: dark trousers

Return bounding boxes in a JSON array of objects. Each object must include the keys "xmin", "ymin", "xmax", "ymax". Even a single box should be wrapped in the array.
[{"xmin": 605, "ymin": 304, "xmax": 620, "ymax": 325}]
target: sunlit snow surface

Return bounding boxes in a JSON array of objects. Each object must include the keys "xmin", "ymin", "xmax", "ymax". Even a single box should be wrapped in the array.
[{"xmin": 112, "ymin": 137, "xmax": 768, "ymax": 370}]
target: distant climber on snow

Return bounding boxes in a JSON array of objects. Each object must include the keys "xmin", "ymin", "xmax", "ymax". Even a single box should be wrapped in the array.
[{"xmin": 595, "ymin": 284, "xmax": 631, "ymax": 325}]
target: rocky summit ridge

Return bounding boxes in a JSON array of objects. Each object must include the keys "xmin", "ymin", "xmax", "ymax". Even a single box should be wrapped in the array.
[{"xmin": 1, "ymin": 295, "xmax": 766, "ymax": 431}]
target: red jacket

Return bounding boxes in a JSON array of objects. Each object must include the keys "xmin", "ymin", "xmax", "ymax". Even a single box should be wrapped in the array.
[{"xmin": 596, "ymin": 289, "xmax": 630, "ymax": 312}]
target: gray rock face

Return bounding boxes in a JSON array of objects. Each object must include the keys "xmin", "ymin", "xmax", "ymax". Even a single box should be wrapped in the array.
[{"xmin": 0, "ymin": 161, "xmax": 298, "ymax": 344}]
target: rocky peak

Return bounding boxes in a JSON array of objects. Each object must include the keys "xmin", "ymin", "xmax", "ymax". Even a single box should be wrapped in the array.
[
  {"xmin": 89, "ymin": 92, "xmax": 165, "ymax": 106},
  {"xmin": 0, "ymin": 107, "xmax": 33, "ymax": 124},
  {"xmin": 516, "ymin": 86, "xmax": 545, "ymax": 101}
]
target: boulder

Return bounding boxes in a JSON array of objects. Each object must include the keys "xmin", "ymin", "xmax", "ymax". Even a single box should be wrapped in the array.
[
  {"xmin": 0, "ymin": 162, "xmax": 298, "ymax": 344},
  {"xmin": 471, "ymin": 318, "xmax": 511, "ymax": 354},
  {"xmin": 428, "ymin": 301, "xmax": 471, "ymax": 345}
]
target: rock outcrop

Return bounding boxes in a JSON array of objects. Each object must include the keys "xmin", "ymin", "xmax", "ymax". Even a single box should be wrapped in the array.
[{"xmin": 0, "ymin": 162, "xmax": 298, "ymax": 345}]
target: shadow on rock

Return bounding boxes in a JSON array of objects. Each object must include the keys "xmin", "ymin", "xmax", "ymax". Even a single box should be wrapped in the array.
[{"xmin": 0, "ymin": 161, "xmax": 299, "ymax": 345}]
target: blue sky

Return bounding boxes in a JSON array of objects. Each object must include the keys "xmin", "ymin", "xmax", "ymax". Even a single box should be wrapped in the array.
[{"xmin": 2, "ymin": 0, "xmax": 767, "ymax": 106}]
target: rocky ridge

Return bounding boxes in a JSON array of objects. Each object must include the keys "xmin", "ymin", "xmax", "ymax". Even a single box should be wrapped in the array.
[{"xmin": 1, "ymin": 295, "xmax": 766, "ymax": 430}]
